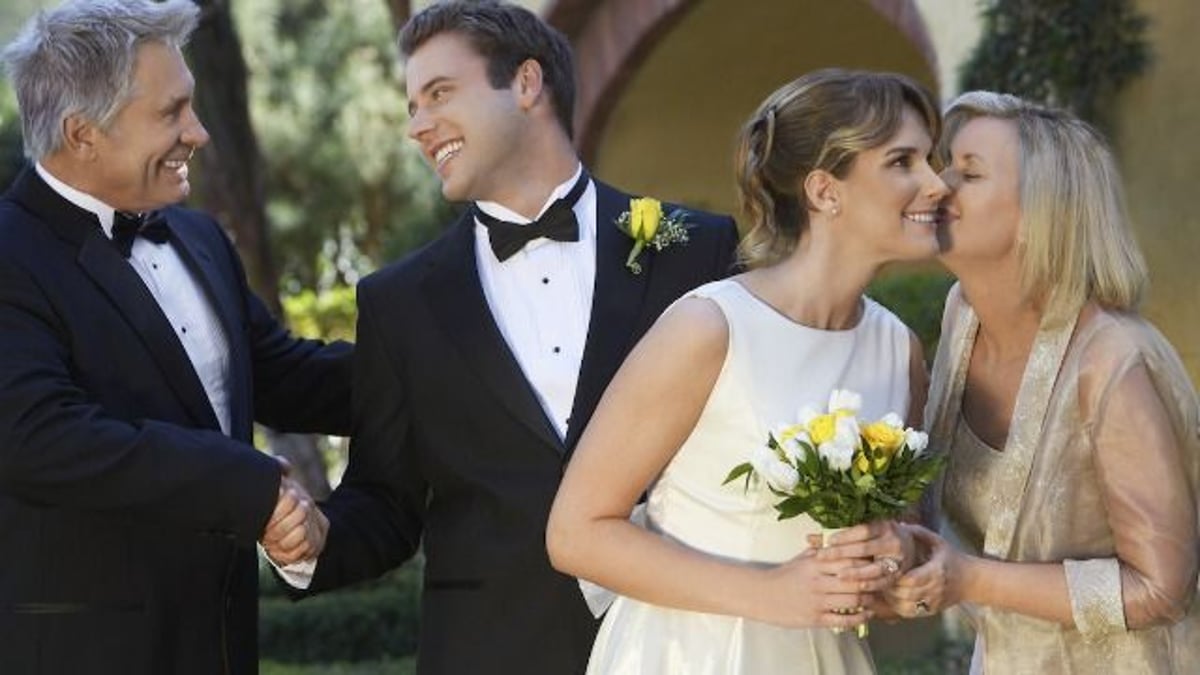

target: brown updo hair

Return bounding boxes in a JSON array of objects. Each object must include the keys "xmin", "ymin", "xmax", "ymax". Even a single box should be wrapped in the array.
[{"xmin": 735, "ymin": 68, "xmax": 940, "ymax": 268}]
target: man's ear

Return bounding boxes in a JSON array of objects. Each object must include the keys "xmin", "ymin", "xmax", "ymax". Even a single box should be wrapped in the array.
[
  {"xmin": 61, "ymin": 113, "xmax": 99, "ymax": 161},
  {"xmin": 513, "ymin": 58, "xmax": 545, "ymax": 111},
  {"xmin": 802, "ymin": 169, "xmax": 841, "ymax": 216}
]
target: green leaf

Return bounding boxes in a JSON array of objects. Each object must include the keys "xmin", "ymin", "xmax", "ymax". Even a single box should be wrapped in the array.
[{"xmin": 722, "ymin": 462, "xmax": 753, "ymax": 486}]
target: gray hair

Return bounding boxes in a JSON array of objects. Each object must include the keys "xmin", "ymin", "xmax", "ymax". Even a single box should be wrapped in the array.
[{"xmin": 1, "ymin": 0, "xmax": 199, "ymax": 160}]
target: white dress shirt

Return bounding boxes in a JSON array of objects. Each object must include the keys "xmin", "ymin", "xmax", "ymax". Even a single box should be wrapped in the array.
[
  {"xmin": 473, "ymin": 163, "xmax": 596, "ymax": 438},
  {"xmin": 36, "ymin": 163, "xmax": 232, "ymax": 434},
  {"xmin": 278, "ymin": 164, "xmax": 598, "ymax": 587}
]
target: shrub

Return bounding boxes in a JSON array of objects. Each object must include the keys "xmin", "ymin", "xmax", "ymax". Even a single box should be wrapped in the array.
[
  {"xmin": 259, "ymin": 561, "xmax": 422, "ymax": 663},
  {"xmin": 867, "ymin": 270, "xmax": 956, "ymax": 362}
]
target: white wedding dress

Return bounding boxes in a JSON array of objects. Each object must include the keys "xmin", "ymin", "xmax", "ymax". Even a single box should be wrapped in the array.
[{"xmin": 585, "ymin": 279, "xmax": 912, "ymax": 675}]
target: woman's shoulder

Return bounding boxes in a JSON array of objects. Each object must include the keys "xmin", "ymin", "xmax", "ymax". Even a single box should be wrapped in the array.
[
  {"xmin": 1071, "ymin": 305, "xmax": 1195, "ymax": 400},
  {"xmin": 682, "ymin": 278, "xmax": 742, "ymax": 301},
  {"xmin": 1071, "ymin": 305, "xmax": 1199, "ymax": 439},
  {"xmin": 1072, "ymin": 306, "xmax": 1173, "ymax": 368},
  {"xmin": 861, "ymin": 295, "xmax": 917, "ymax": 343}
]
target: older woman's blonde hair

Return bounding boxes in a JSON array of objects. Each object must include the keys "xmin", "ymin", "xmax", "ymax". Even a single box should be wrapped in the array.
[
  {"xmin": 939, "ymin": 91, "xmax": 1148, "ymax": 318},
  {"xmin": 734, "ymin": 69, "xmax": 940, "ymax": 268}
]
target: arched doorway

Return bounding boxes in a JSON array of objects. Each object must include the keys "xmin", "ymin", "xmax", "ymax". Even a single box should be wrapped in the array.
[{"xmin": 551, "ymin": 0, "xmax": 938, "ymax": 215}]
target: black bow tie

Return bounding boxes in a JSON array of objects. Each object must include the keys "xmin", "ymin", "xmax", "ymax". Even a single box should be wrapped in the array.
[
  {"xmin": 474, "ymin": 170, "xmax": 590, "ymax": 262},
  {"xmin": 112, "ymin": 210, "xmax": 170, "ymax": 258}
]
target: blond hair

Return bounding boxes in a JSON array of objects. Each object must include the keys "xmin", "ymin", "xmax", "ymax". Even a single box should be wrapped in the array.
[{"xmin": 939, "ymin": 91, "xmax": 1147, "ymax": 317}]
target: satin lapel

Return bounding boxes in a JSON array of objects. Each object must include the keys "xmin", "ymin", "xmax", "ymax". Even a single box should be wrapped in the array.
[
  {"xmin": 564, "ymin": 183, "xmax": 651, "ymax": 450},
  {"xmin": 421, "ymin": 214, "xmax": 563, "ymax": 453},
  {"xmin": 926, "ymin": 295, "xmax": 978, "ymax": 522},
  {"xmin": 982, "ymin": 311, "xmax": 1079, "ymax": 559},
  {"xmin": 77, "ymin": 234, "xmax": 222, "ymax": 431},
  {"xmin": 8, "ymin": 168, "xmax": 220, "ymax": 430},
  {"xmin": 167, "ymin": 216, "xmax": 251, "ymax": 437}
]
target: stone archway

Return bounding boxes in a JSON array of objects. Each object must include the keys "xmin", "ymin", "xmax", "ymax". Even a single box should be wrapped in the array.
[{"xmin": 548, "ymin": 0, "xmax": 939, "ymax": 168}]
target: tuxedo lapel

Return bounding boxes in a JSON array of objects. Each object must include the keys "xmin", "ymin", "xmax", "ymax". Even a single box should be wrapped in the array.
[
  {"xmin": 77, "ymin": 229, "xmax": 223, "ymax": 431},
  {"xmin": 564, "ymin": 183, "xmax": 651, "ymax": 450},
  {"xmin": 421, "ymin": 213, "xmax": 563, "ymax": 453},
  {"xmin": 9, "ymin": 168, "xmax": 221, "ymax": 431},
  {"xmin": 167, "ymin": 217, "xmax": 252, "ymax": 437}
]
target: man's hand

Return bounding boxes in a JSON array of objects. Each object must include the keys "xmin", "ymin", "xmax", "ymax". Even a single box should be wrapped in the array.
[{"xmin": 261, "ymin": 473, "xmax": 328, "ymax": 566}]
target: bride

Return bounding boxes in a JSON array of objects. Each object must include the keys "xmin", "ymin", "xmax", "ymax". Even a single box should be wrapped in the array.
[{"xmin": 546, "ymin": 69, "xmax": 947, "ymax": 674}]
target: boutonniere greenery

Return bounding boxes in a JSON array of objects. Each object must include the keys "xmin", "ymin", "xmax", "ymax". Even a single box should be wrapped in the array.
[{"xmin": 615, "ymin": 197, "xmax": 691, "ymax": 274}]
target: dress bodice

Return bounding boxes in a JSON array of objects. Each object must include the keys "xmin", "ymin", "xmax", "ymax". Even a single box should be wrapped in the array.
[
  {"xmin": 644, "ymin": 280, "xmax": 913, "ymax": 563},
  {"xmin": 585, "ymin": 279, "xmax": 916, "ymax": 675}
]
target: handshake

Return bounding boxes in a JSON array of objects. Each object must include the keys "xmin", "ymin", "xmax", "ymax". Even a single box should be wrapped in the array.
[{"xmin": 260, "ymin": 458, "xmax": 328, "ymax": 566}]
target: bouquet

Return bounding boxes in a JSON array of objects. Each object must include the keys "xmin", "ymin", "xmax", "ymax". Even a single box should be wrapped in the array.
[
  {"xmin": 723, "ymin": 389, "xmax": 943, "ymax": 637},
  {"xmin": 723, "ymin": 389, "xmax": 943, "ymax": 529}
]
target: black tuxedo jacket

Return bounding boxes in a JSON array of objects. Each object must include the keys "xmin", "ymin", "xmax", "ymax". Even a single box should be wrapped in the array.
[
  {"xmin": 305, "ymin": 180, "xmax": 738, "ymax": 673},
  {"xmin": 0, "ymin": 168, "xmax": 352, "ymax": 674}
]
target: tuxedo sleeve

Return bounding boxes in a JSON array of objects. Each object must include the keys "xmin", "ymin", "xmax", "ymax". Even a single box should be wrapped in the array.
[
  {"xmin": 199, "ymin": 219, "xmax": 353, "ymax": 436},
  {"xmin": 0, "ymin": 254, "xmax": 281, "ymax": 545},
  {"xmin": 711, "ymin": 215, "xmax": 740, "ymax": 277},
  {"xmin": 301, "ymin": 280, "xmax": 425, "ymax": 593}
]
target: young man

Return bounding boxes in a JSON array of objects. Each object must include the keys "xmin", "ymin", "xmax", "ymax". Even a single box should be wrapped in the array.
[
  {"xmin": 0, "ymin": 2, "xmax": 350, "ymax": 672},
  {"xmin": 281, "ymin": 2, "xmax": 739, "ymax": 672}
]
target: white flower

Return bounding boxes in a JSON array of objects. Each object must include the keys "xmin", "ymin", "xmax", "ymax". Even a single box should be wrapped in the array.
[
  {"xmin": 905, "ymin": 429, "xmax": 929, "ymax": 455},
  {"xmin": 772, "ymin": 425, "xmax": 811, "ymax": 464},
  {"xmin": 833, "ymin": 414, "xmax": 860, "ymax": 447},
  {"xmin": 750, "ymin": 444, "xmax": 799, "ymax": 492},
  {"xmin": 880, "ymin": 412, "xmax": 904, "ymax": 428},
  {"xmin": 771, "ymin": 422, "xmax": 799, "ymax": 441},
  {"xmin": 791, "ymin": 429, "xmax": 812, "ymax": 450},
  {"xmin": 828, "ymin": 389, "xmax": 862, "ymax": 414},
  {"xmin": 819, "ymin": 439, "xmax": 855, "ymax": 471}
]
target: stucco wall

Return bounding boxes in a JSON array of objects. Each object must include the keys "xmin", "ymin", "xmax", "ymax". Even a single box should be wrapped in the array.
[
  {"xmin": 1113, "ymin": 0, "xmax": 1200, "ymax": 384},
  {"xmin": 592, "ymin": 0, "xmax": 935, "ymax": 216}
]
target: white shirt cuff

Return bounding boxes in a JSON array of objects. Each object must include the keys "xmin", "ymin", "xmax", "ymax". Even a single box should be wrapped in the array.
[{"xmin": 259, "ymin": 544, "xmax": 317, "ymax": 590}]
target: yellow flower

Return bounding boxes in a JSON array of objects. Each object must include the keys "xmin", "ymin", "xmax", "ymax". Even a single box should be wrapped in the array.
[
  {"xmin": 773, "ymin": 423, "xmax": 805, "ymax": 442},
  {"xmin": 630, "ymin": 197, "xmax": 663, "ymax": 241},
  {"xmin": 854, "ymin": 451, "xmax": 871, "ymax": 474},
  {"xmin": 861, "ymin": 421, "xmax": 905, "ymax": 455},
  {"xmin": 807, "ymin": 414, "xmax": 837, "ymax": 445}
]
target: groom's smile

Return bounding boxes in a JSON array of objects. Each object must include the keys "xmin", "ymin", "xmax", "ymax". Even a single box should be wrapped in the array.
[{"xmin": 433, "ymin": 139, "xmax": 463, "ymax": 172}]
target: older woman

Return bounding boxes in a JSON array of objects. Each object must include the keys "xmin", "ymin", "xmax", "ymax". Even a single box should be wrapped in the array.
[{"xmin": 890, "ymin": 91, "xmax": 1200, "ymax": 672}]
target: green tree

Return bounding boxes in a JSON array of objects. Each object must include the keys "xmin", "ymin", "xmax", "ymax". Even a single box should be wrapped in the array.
[
  {"xmin": 960, "ymin": 0, "xmax": 1150, "ymax": 130},
  {"xmin": 236, "ymin": 0, "xmax": 446, "ymax": 295},
  {"xmin": 0, "ymin": 0, "xmax": 56, "ymax": 192}
]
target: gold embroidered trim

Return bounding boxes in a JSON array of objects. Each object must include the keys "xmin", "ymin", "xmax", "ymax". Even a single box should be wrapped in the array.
[{"xmin": 1065, "ymin": 557, "xmax": 1126, "ymax": 640}]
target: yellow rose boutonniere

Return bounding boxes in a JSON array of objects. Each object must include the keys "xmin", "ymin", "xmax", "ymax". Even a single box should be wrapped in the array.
[{"xmin": 615, "ymin": 197, "xmax": 691, "ymax": 274}]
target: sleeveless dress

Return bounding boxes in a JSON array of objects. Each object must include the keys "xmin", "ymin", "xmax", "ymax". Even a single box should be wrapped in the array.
[{"xmin": 585, "ymin": 279, "xmax": 913, "ymax": 675}]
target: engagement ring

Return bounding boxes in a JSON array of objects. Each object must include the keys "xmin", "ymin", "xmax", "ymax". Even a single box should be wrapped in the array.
[{"xmin": 879, "ymin": 556, "xmax": 900, "ymax": 576}]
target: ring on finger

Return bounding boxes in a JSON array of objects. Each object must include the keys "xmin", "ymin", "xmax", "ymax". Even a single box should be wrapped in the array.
[
  {"xmin": 878, "ymin": 556, "xmax": 901, "ymax": 576},
  {"xmin": 915, "ymin": 598, "xmax": 931, "ymax": 615}
]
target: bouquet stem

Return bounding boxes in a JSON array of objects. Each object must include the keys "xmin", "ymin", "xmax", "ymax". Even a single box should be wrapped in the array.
[{"xmin": 820, "ymin": 527, "xmax": 869, "ymax": 639}]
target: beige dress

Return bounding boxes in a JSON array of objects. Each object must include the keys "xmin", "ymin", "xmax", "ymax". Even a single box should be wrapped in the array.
[{"xmin": 928, "ymin": 284, "xmax": 1200, "ymax": 674}]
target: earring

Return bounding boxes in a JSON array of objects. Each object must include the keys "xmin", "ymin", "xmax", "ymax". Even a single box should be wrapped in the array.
[{"xmin": 830, "ymin": 205, "xmax": 840, "ymax": 217}]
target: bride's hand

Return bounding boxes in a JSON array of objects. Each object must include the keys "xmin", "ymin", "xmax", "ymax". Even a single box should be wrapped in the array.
[
  {"xmin": 752, "ymin": 549, "xmax": 884, "ymax": 630},
  {"xmin": 813, "ymin": 520, "xmax": 914, "ymax": 582}
]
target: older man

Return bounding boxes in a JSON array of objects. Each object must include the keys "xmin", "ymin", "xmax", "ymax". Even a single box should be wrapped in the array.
[{"xmin": 0, "ymin": 1, "xmax": 350, "ymax": 673}]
